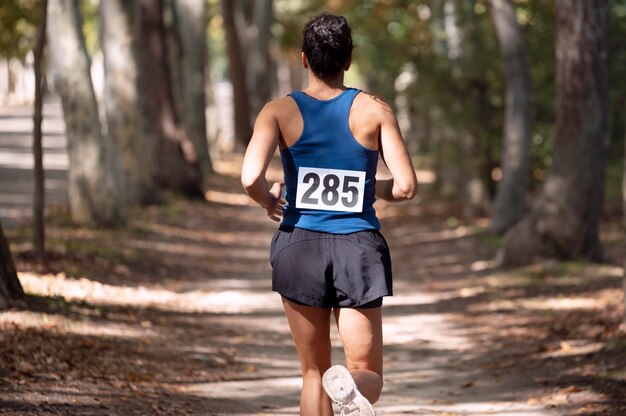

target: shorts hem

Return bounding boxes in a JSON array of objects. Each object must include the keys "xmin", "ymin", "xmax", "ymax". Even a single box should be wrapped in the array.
[{"xmin": 274, "ymin": 288, "xmax": 391, "ymax": 309}]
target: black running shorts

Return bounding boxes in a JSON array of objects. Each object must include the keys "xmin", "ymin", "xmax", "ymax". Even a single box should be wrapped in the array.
[{"xmin": 270, "ymin": 226, "xmax": 392, "ymax": 308}]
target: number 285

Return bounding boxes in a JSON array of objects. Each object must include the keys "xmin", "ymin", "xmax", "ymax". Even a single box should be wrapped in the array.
[{"xmin": 301, "ymin": 172, "xmax": 360, "ymax": 208}]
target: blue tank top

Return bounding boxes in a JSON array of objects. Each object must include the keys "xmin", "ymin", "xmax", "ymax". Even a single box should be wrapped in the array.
[{"xmin": 280, "ymin": 88, "xmax": 380, "ymax": 234}]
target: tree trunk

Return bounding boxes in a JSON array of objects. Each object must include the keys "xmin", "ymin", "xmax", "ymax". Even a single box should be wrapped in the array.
[
  {"xmin": 623, "ymin": 106, "xmax": 626, "ymax": 328},
  {"xmin": 246, "ymin": 0, "xmax": 273, "ymax": 117},
  {"xmin": 488, "ymin": 0, "xmax": 533, "ymax": 234},
  {"xmin": 431, "ymin": 108, "xmax": 459, "ymax": 199},
  {"xmin": 171, "ymin": 0, "xmax": 213, "ymax": 191},
  {"xmin": 33, "ymin": 0, "xmax": 47, "ymax": 257},
  {"xmin": 499, "ymin": 0, "xmax": 610, "ymax": 266},
  {"xmin": 442, "ymin": 0, "xmax": 488, "ymax": 217},
  {"xmin": 47, "ymin": 0, "xmax": 123, "ymax": 225},
  {"xmin": 221, "ymin": 0, "xmax": 251, "ymax": 150},
  {"xmin": 430, "ymin": 0, "xmax": 448, "ymax": 57},
  {"xmin": 429, "ymin": 0, "xmax": 455, "ymax": 200},
  {"xmin": 138, "ymin": 0, "xmax": 201, "ymax": 196},
  {"xmin": 0, "ymin": 221, "xmax": 24, "ymax": 310},
  {"xmin": 102, "ymin": 0, "xmax": 160, "ymax": 206}
]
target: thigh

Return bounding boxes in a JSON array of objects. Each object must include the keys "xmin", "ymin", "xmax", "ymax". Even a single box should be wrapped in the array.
[
  {"xmin": 334, "ymin": 307, "xmax": 383, "ymax": 376},
  {"xmin": 282, "ymin": 297, "xmax": 333, "ymax": 373}
]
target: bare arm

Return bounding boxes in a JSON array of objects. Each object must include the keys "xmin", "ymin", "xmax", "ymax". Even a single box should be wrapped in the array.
[
  {"xmin": 241, "ymin": 102, "xmax": 285, "ymax": 221},
  {"xmin": 375, "ymin": 100, "xmax": 418, "ymax": 202}
]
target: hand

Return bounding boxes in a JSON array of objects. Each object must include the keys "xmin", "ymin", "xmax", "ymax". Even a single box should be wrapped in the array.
[{"xmin": 265, "ymin": 182, "xmax": 286, "ymax": 222}]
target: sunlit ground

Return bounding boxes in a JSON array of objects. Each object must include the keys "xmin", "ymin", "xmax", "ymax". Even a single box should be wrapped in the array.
[
  {"xmin": 2, "ymin": 183, "xmax": 623, "ymax": 414},
  {"xmin": 1, "ymin": 104, "xmax": 624, "ymax": 415}
]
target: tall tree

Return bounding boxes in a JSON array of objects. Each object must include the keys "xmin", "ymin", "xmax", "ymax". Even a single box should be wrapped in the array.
[
  {"xmin": 0, "ymin": 221, "xmax": 24, "ymax": 310},
  {"xmin": 488, "ymin": 0, "xmax": 532, "ymax": 234},
  {"xmin": 439, "ymin": 0, "xmax": 489, "ymax": 217},
  {"xmin": 430, "ymin": 0, "xmax": 462, "ymax": 200},
  {"xmin": 500, "ymin": 0, "xmax": 610, "ymax": 265},
  {"xmin": 623, "ymin": 106, "xmax": 626, "ymax": 329},
  {"xmin": 102, "ymin": 0, "xmax": 160, "ymax": 205},
  {"xmin": 32, "ymin": 0, "xmax": 47, "ymax": 257},
  {"xmin": 247, "ymin": 0, "xmax": 274, "ymax": 117},
  {"xmin": 171, "ymin": 0, "xmax": 213, "ymax": 191},
  {"xmin": 221, "ymin": 0, "xmax": 251, "ymax": 149},
  {"xmin": 138, "ymin": 0, "xmax": 201, "ymax": 195},
  {"xmin": 47, "ymin": 0, "xmax": 123, "ymax": 225}
]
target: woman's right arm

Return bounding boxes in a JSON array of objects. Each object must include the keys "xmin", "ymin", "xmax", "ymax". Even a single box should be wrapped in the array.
[
  {"xmin": 241, "ymin": 101, "xmax": 285, "ymax": 221},
  {"xmin": 375, "ymin": 101, "xmax": 418, "ymax": 202}
]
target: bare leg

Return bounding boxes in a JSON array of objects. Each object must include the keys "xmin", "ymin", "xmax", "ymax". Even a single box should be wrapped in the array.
[
  {"xmin": 282, "ymin": 298, "xmax": 334, "ymax": 416},
  {"xmin": 334, "ymin": 306, "xmax": 384, "ymax": 403}
]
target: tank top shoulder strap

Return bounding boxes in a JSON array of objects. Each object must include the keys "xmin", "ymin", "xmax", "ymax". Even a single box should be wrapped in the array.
[
  {"xmin": 287, "ymin": 90, "xmax": 309, "ymax": 118},
  {"xmin": 288, "ymin": 88, "xmax": 361, "ymax": 119},
  {"xmin": 342, "ymin": 87, "xmax": 361, "ymax": 104},
  {"xmin": 338, "ymin": 88, "xmax": 361, "ymax": 130}
]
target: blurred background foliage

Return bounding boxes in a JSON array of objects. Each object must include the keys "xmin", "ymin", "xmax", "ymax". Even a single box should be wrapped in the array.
[
  {"xmin": 0, "ymin": 0, "xmax": 39, "ymax": 60},
  {"xmin": 1, "ymin": 0, "xmax": 625, "ymax": 208}
]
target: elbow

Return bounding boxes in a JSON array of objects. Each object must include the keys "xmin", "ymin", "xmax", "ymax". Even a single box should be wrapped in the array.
[
  {"xmin": 241, "ymin": 173, "xmax": 260, "ymax": 193},
  {"xmin": 398, "ymin": 180, "xmax": 417, "ymax": 200},
  {"xmin": 402, "ymin": 187, "xmax": 417, "ymax": 201}
]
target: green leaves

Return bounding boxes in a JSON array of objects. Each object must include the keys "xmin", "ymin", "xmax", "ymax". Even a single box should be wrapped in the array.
[{"xmin": 0, "ymin": 0, "xmax": 39, "ymax": 60}]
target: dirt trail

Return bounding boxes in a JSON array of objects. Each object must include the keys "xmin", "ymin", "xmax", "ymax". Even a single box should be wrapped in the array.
[
  {"xmin": 171, "ymin": 168, "xmax": 558, "ymax": 415},
  {"xmin": 2, "ymin": 157, "xmax": 624, "ymax": 415}
]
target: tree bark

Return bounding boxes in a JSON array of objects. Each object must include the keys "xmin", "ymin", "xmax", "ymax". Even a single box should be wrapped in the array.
[
  {"xmin": 246, "ymin": 0, "xmax": 273, "ymax": 117},
  {"xmin": 138, "ymin": 0, "xmax": 201, "ymax": 196},
  {"xmin": 440, "ymin": 0, "xmax": 488, "ymax": 217},
  {"xmin": 171, "ymin": 0, "xmax": 213, "ymax": 191},
  {"xmin": 33, "ymin": 0, "xmax": 47, "ymax": 257},
  {"xmin": 623, "ymin": 106, "xmax": 626, "ymax": 328},
  {"xmin": 499, "ymin": 0, "xmax": 610, "ymax": 266},
  {"xmin": 221, "ymin": 0, "xmax": 251, "ymax": 150},
  {"xmin": 102, "ymin": 0, "xmax": 160, "ymax": 206},
  {"xmin": 47, "ymin": 0, "xmax": 123, "ymax": 225},
  {"xmin": 488, "ymin": 0, "xmax": 532, "ymax": 234},
  {"xmin": 0, "ymin": 221, "xmax": 24, "ymax": 310}
]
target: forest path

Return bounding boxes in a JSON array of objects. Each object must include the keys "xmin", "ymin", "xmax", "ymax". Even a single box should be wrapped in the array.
[
  {"xmin": 4, "ymin": 157, "xmax": 575, "ymax": 415},
  {"xmin": 3, "ymin": 106, "xmax": 622, "ymax": 414},
  {"xmin": 174, "ymin": 163, "xmax": 558, "ymax": 416}
]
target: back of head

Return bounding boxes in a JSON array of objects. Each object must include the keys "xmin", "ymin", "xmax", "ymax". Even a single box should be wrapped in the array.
[{"xmin": 302, "ymin": 13, "xmax": 353, "ymax": 80}]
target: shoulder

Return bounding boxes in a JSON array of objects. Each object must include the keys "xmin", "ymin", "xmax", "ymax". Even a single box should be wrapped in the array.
[
  {"xmin": 256, "ymin": 96, "xmax": 298, "ymax": 121},
  {"xmin": 263, "ymin": 96, "xmax": 298, "ymax": 113},
  {"xmin": 353, "ymin": 91, "xmax": 396, "ymax": 122}
]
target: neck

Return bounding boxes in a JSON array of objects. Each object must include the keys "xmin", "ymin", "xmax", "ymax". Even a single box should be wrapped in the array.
[{"xmin": 305, "ymin": 71, "xmax": 345, "ymax": 95}]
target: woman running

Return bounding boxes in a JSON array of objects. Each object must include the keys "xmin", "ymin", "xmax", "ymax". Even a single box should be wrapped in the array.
[{"xmin": 241, "ymin": 13, "xmax": 417, "ymax": 416}]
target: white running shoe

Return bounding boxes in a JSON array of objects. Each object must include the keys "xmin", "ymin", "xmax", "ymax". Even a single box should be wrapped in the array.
[{"xmin": 322, "ymin": 365, "xmax": 376, "ymax": 416}]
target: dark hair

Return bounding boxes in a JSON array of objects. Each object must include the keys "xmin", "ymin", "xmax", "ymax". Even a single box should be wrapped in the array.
[{"xmin": 302, "ymin": 13, "xmax": 353, "ymax": 79}]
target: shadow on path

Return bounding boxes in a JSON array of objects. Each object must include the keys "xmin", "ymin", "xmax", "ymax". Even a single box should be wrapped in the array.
[{"xmin": 2, "ymin": 153, "xmax": 624, "ymax": 414}]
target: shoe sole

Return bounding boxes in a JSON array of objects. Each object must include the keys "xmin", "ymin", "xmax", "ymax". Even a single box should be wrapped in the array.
[{"xmin": 322, "ymin": 365, "xmax": 375, "ymax": 416}]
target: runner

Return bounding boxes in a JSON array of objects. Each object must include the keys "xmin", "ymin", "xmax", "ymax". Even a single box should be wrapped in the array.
[{"xmin": 241, "ymin": 13, "xmax": 417, "ymax": 416}]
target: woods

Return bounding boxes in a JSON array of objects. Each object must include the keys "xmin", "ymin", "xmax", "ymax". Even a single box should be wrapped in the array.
[
  {"xmin": 101, "ymin": 0, "xmax": 158, "ymax": 206},
  {"xmin": 47, "ymin": 0, "xmax": 123, "ymax": 225},
  {"xmin": 500, "ymin": 0, "xmax": 611, "ymax": 265},
  {"xmin": 488, "ymin": 0, "xmax": 532, "ymax": 235},
  {"xmin": 6, "ymin": 0, "xmax": 621, "ymax": 237},
  {"xmin": 0, "ymin": 0, "xmax": 625, "ymax": 414}
]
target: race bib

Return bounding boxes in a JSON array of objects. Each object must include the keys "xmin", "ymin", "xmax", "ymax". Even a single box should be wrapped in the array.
[{"xmin": 295, "ymin": 167, "xmax": 365, "ymax": 212}]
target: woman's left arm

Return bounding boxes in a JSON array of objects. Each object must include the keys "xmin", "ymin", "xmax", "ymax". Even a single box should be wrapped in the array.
[{"xmin": 241, "ymin": 102, "xmax": 285, "ymax": 222}]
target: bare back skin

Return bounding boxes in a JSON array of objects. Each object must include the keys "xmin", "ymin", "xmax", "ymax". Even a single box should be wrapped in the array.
[{"xmin": 269, "ymin": 90, "xmax": 390, "ymax": 152}]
